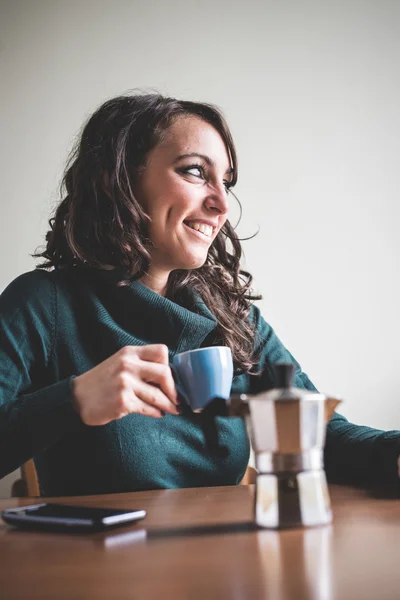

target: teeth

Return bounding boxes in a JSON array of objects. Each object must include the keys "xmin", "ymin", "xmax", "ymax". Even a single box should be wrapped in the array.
[{"xmin": 185, "ymin": 222, "xmax": 214, "ymax": 237}]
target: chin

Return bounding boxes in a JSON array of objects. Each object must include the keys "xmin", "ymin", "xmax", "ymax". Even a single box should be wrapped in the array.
[{"xmin": 176, "ymin": 252, "xmax": 208, "ymax": 271}]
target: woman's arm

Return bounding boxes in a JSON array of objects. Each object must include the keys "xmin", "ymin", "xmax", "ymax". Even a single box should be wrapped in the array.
[
  {"xmin": 248, "ymin": 305, "xmax": 400, "ymax": 487},
  {"xmin": 0, "ymin": 271, "xmax": 81, "ymax": 478}
]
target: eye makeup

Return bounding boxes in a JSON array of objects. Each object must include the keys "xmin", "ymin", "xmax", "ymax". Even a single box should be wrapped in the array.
[{"xmin": 176, "ymin": 163, "xmax": 233, "ymax": 194}]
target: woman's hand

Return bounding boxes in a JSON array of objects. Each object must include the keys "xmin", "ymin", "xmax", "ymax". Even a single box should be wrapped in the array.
[{"xmin": 71, "ymin": 345, "xmax": 179, "ymax": 426}]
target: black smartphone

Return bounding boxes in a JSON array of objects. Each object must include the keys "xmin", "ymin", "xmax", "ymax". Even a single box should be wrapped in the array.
[{"xmin": 1, "ymin": 503, "xmax": 146, "ymax": 533}]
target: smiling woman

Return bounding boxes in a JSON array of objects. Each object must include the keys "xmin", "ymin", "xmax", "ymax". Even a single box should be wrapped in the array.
[
  {"xmin": 131, "ymin": 116, "xmax": 232, "ymax": 287},
  {"xmin": 35, "ymin": 95, "xmax": 260, "ymax": 375},
  {"xmin": 1, "ymin": 93, "xmax": 400, "ymax": 497}
]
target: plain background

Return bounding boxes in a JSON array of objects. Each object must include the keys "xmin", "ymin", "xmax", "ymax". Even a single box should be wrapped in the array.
[{"xmin": 0, "ymin": 0, "xmax": 399, "ymax": 497}]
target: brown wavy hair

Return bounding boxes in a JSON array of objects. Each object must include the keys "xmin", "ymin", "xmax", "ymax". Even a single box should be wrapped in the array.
[{"xmin": 34, "ymin": 94, "xmax": 262, "ymax": 374}]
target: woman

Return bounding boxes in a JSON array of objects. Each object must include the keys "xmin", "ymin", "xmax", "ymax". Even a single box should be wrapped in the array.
[{"xmin": 0, "ymin": 94, "xmax": 399, "ymax": 496}]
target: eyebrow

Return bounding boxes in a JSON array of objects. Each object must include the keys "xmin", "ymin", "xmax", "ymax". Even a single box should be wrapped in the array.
[{"xmin": 173, "ymin": 153, "xmax": 233, "ymax": 176}]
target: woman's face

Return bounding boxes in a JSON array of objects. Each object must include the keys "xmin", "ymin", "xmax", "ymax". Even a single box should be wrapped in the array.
[{"xmin": 134, "ymin": 116, "xmax": 233, "ymax": 283}]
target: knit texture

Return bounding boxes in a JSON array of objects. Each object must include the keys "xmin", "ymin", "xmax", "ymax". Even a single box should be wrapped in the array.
[{"xmin": 1, "ymin": 267, "xmax": 399, "ymax": 495}]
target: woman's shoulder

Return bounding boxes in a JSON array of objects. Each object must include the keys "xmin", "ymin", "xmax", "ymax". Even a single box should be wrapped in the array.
[
  {"xmin": 247, "ymin": 303, "xmax": 271, "ymax": 331},
  {"xmin": 2, "ymin": 268, "xmax": 52, "ymax": 297},
  {"xmin": 3, "ymin": 267, "xmax": 80, "ymax": 292},
  {"xmin": 0, "ymin": 270, "xmax": 57, "ymax": 320},
  {"xmin": 2, "ymin": 268, "xmax": 65, "ymax": 298},
  {"xmin": 0, "ymin": 268, "xmax": 74, "ymax": 313}
]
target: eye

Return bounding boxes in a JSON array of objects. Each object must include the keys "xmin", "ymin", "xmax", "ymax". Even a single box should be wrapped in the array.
[
  {"xmin": 178, "ymin": 164, "xmax": 233, "ymax": 195},
  {"xmin": 223, "ymin": 180, "xmax": 233, "ymax": 194},
  {"xmin": 179, "ymin": 164, "xmax": 205, "ymax": 179}
]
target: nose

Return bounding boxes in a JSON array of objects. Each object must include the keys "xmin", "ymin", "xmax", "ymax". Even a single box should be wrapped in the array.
[{"xmin": 204, "ymin": 181, "xmax": 229, "ymax": 216}]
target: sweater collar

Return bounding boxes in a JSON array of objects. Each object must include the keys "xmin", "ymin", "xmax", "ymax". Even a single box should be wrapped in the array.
[
  {"xmin": 131, "ymin": 279, "xmax": 218, "ymax": 353},
  {"xmin": 72, "ymin": 267, "xmax": 218, "ymax": 355}
]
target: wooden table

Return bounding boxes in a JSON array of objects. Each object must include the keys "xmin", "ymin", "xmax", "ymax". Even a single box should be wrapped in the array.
[{"xmin": 1, "ymin": 484, "xmax": 400, "ymax": 600}]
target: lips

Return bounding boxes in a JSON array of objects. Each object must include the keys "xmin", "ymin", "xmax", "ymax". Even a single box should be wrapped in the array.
[
  {"xmin": 184, "ymin": 221, "xmax": 214, "ymax": 237},
  {"xmin": 183, "ymin": 222, "xmax": 213, "ymax": 241}
]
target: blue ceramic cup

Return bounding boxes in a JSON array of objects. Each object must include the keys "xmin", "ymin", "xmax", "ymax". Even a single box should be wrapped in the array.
[{"xmin": 171, "ymin": 346, "xmax": 233, "ymax": 412}]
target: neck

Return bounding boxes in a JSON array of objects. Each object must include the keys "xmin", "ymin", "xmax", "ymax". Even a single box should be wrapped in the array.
[{"xmin": 139, "ymin": 268, "xmax": 170, "ymax": 297}]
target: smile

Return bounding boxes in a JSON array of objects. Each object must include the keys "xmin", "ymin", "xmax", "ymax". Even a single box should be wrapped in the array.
[{"xmin": 183, "ymin": 221, "xmax": 215, "ymax": 240}]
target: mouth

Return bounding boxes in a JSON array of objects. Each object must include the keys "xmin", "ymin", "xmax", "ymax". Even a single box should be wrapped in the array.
[{"xmin": 183, "ymin": 221, "xmax": 215, "ymax": 241}]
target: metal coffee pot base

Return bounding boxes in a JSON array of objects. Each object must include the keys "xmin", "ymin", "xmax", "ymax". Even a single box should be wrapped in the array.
[
  {"xmin": 223, "ymin": 363, "xmax": 342, "ymax": 529},
  {"xmin": 255, "ymin": 469, "xmax": 332, "ymax": 529}
]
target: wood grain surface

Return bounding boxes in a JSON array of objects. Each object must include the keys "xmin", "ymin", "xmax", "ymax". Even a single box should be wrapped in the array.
[{"xmin": 1, "ymin": 484, "xmax": 400, "ymax": 600}]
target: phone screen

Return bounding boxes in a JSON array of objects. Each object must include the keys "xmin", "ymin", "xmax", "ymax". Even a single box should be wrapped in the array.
[
  {"xmin": 23, "ymin": 504, "xmax": 142, "ymax": 521},
  {"xmin": 2, "ymin": 503, "xmax": 146, "ymax": 530}
]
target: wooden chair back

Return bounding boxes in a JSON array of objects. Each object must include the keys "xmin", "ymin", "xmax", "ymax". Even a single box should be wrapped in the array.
[
  {"xmin": 11, "ymin": 460, "xmax": 255, "ymax": 497},
  {"xmin": 11, "ymin": 459, "xmax": 40, "ymax": 497},
  {"xmin": 240, "ymin": 465, "xmax": 257, "ymax": 485}
]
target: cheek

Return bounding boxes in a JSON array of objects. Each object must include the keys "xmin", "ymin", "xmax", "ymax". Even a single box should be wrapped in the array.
[
  {"xmin": 164, "ymin": 182, "xmax": 195, "ymax": 220},
  {"xmin": 141, "ymin": 176, "xmax": 195, "ymax": 229},
  {"xmin": 168, "ymin": 178, "xmax": 192, "ymax": 201}
]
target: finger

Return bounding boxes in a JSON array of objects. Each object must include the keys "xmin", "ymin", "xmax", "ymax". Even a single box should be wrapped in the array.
[
  {"xmin": 137, "ymin": 360, "xmax": 178, "ymax": 405},
  {"xmin": 134, "ymin": 379, "xmax": 179, "ymax": 415},
  {"xmin": 136, "ymin": 344, "xmax": 170, "ymax": 365},
  {"xmin": 129, "ymin": 397, "xmax": 165, "ymax": 419}
]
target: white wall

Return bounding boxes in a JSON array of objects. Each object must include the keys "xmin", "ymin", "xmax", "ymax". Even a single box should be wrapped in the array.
[{"xmin": 0, "ymin": 0, "xmax": 399, "ymax": 497}]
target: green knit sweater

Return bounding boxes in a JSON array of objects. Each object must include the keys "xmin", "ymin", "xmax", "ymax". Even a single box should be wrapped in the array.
[{"xmin": 1, "ymin": 267, "xmax": 399, "ymax": 496}]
